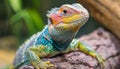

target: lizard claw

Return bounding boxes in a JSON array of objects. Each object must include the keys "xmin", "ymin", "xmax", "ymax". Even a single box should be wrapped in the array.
[
  {"xmin": 35, "ymin": 61, "xmax": 55, "ymax": 69},
  {"xmin": 95, "ymin": 53, "xmax": 105, "ymax": 68}
]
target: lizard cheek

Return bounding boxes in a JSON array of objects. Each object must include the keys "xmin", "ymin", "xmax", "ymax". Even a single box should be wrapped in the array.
[
  {"xmin": 50, "ymin": 14, "xmax": 63, "ymax": 25},
  {"xmin": 52, "ymin": 18, "xmax": 62, "ymax": 25}
]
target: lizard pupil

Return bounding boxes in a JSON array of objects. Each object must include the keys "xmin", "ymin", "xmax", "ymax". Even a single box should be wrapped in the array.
[{"xmin": 63, "ymin": 10, "xmax": 67, "ymax": 14}]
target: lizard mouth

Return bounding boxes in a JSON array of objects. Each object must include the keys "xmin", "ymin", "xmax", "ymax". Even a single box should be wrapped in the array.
[
  {"xmin": 55, "ymin": 16, "xmax": 88, "ymax": 31},
  {"xmin": 63, "ymin": 15, "xmax": 88, "ymax": 24}
]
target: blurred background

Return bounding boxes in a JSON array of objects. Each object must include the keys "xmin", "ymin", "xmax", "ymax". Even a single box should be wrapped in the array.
[{"xmin": 0, "ymin": 0, "xmax": 102, "ymax": 67}]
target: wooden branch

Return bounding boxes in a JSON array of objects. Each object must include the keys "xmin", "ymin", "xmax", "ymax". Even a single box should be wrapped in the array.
[{"xmin": 78, "ymin": 0, "xmax": 120, "ymax": 38}]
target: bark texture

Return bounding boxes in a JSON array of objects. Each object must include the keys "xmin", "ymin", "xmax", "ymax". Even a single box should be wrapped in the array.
[
  {"xmin": 78, "ymin": 0, "xmax": 120, "ymax": 38},
  {"xmin": 20, "ymin": 28, "xmax": 120, "ymax": 69}
]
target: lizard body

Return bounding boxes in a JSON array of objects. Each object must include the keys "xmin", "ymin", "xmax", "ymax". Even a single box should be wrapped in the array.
[{"xmin": 13, "ymin": 3, "xmax": 104, "ymax": 69}]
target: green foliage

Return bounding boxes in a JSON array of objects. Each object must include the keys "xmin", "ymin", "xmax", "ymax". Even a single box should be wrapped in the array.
[
  {"xmin": 10, "ymin": 9, "xmax": 44, "ymax": 36},
  {"xmin": 32, "ymin": 0, "xmax": 41, "ymax": 9},
  {"xmin": 7, "ymin": 0, "xmax": 44, "ymax": 39},
  {"xmin": 9, "ymin": 0, "xmax": 22, "ymax": 12}
]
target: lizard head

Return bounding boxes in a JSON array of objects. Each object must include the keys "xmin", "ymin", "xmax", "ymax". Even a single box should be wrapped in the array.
[{"xmin": 47, "ymin": 3, "xmax": 89, "ymax": 41}]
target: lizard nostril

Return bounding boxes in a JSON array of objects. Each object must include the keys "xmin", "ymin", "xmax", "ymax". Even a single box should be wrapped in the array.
[{"xmin": 81, "ymin": 11, "xmax": 83, "ymax": 14}]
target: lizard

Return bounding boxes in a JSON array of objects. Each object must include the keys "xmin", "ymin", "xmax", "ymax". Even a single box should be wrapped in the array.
[{"xmin": 13, "ymin": 3, "xmax": 104, "ymax": 69}]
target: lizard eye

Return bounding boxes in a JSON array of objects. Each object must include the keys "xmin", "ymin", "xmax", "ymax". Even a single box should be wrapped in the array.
[
  {"xmin": 61, "ymin": 9, "xmax": 71, "ymax": 17},
  {"xmin": 63, "ymin": 10, "xmax": 67, "ymax": 14}
]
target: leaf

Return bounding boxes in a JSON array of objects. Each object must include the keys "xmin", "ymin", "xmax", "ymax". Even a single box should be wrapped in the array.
[
  {"xmin": 9, "ymin": 0, "xmax": 22, "ymax": 12},
  {"xmin": 28, "ymin": 9, "xmax": 44, "ymax": 31},
  {"xmin": 10, "ymin": 9, "xmax": 44, "ymax": 36}
]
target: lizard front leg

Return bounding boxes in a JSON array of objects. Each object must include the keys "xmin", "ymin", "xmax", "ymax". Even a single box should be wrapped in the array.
[
  {"xmin": 25, "ymin": 45, "xmax": 54, "ymax": 69},
  {"xmin": 65, "ymin": 39, "xmax": 104, "ymax": 68}
]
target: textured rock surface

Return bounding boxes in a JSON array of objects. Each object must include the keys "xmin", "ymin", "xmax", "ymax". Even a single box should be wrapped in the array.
[{"xmin": 20, "ymin": 28, "xmax": 120, "ymax": 69}]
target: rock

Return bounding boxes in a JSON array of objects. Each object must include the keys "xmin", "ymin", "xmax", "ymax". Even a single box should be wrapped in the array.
[
  {"xmin": 20, "ymin": 28, "xmax": 120, "ymax": 69},
  {"xmin": 19, "ymin": 65, "xmax": 34, "ymax": 69}
]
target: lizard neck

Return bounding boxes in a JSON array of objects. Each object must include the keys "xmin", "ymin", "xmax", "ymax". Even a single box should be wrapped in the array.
[{"xmin": 43, "ymin": 25, "xmax": 74, "ymax": 51}]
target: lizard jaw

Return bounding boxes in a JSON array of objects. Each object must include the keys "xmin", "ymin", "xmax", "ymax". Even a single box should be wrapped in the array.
[
  {"xmin": 55, "ymin": 16, "xmax": 88, "ymax": 32},
  {"xmin": 62, "ymin": 15, "xmax": 88, "ymax": 24}
]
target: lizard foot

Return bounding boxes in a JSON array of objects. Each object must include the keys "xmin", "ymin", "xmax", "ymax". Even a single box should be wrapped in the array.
[{"xmin": 35, "ymin": 61, "xmax": 55, "ymax": 69}]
